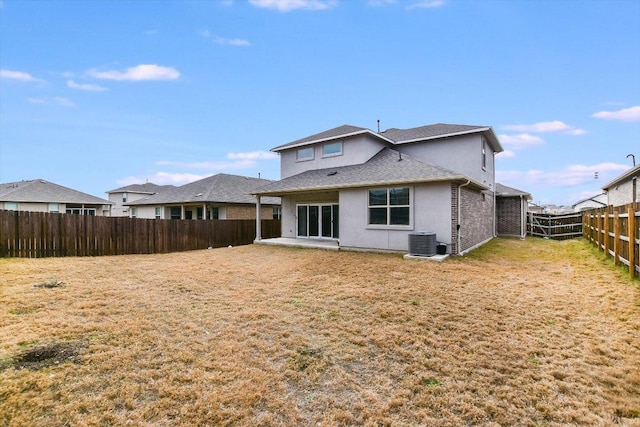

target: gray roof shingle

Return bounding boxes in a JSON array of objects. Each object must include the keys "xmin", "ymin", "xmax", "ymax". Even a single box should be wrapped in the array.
[
  {"xmin": 495, "ymin": 183, "xmax": 531, "ymax": 198},
  {"xmin": 107, "ymin": 182, "xmax": 175, "ymax": 194},
  {"xmin": 126, "ymin": 173, "xmax": 280, "ymax": 206},
  {"xmin": 271, "ymin": 122, "xmax": 503, "ymax": 153},
  {"xmin": 0, "ymin": 179, "xmax": 111, "ymax": 205},
  {"xmin": 253, "ymin": 148, "xmax": 485, "ymax": 196}
]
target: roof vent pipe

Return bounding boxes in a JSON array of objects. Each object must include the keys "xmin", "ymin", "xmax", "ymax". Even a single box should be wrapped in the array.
[{"xmin": 377, "ymin": 119, "xmax": 380, "ymax": 133}]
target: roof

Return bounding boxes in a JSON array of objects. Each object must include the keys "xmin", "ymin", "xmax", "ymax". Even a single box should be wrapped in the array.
[
  {"xmin": 602, "ymin": 164, "xmax": 640, "ymax": 190},
  {"xmin": 107, "ymin": 182, "xmax": 175, "ymax": 194},
  {"xmin": 0, "ymin": 179, "xmax": 111, "ymax": 205},
  {"xmin": 252, "ymin": 148, "xmax": 486, "ymax": 196},
  {"xmin": 495, "ymin": 183, "xmax": 532, "ymax": 199},
  {"xmin": 271, "ymin": 122, "xmax": 503, "ymax": 153},
  {"xmin": 125, "ymin": 173, "xmax": 280, "ymax": 206},
  {"xmin": 571, "ymin": 192, "xmax": 607, "ymax": 208}
]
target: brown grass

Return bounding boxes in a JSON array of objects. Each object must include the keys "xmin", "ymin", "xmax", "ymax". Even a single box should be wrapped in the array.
[{"xmin": 1, "ymin": 238, "xmax": 639, "ymax": 426}]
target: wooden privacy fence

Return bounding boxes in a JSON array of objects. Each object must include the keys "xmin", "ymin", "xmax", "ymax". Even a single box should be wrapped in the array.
[
  {"xmin": 0, "ymin": 209, "xmax": 281, "ymax": 258},
  {"xmin": 527, "ymin": 212, "xmax": 583, "ymax": 240},
  {"xmin": 583, "ymin": 203, "xmax": 639, "ymax": 280}
]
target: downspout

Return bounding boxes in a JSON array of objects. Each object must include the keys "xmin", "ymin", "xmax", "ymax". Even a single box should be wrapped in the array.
[
  {"xmin": 457, "ymin": 179, "xmax": 471, "ymax": 255},
  {"xmin": 520, "ymin": 195, "xmax": 526, "ymax": 239}
]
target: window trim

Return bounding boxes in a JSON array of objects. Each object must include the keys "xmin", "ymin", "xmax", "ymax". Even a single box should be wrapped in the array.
[
  {"xmin": 366, "ymin": 187, "xmax": 413, "ymax": 230},
  {"xmin": 482, "ymin": 138, "xmax": 487, "ymax": 171},
  {"xmin": 322, "ymin": 141, "xmax": 343, "ymax": 158},
  {"xmin": 296, "ymin": 146, "xmax": 314, "ymax": 162}
]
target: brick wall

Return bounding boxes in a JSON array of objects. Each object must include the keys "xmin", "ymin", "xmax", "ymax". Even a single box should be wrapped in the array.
[
  {"xmin": 496, "ymin": 197, "xmax": 523, "ymax": 236},
  {"xmin": 452, "ymin": 184, "xmax": 494, "ymax": 254},
  {"xmin": 225, "ymin": 204, "xmax": 276, "ymax": 220}
]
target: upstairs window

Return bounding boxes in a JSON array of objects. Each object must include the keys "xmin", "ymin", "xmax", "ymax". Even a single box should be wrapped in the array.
[
  {"xmin": 296, "ymin": 147, "xmax": 314, "ymax": 161},
  {"xmin": 368, "ymin": 187, "xmax": 411, "ymax": 226},
  {"xmin": 122, "ymin": 192, "xmax": 128, "ymax": 203},
  {"xmin": 322, "ymin": 142, "xmax": 342, "ymax": 157},
  {"xmin": 482, "ymin": 138, "xmax": 487, "ymax": 171}
]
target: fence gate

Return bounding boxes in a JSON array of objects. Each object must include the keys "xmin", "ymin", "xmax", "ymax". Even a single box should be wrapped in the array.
[{"xmin": 527, "ymin": 212, "xmax": 583, "ymax": 240}]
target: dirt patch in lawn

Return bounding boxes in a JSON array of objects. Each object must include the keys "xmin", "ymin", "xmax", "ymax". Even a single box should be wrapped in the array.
[{"xmin": 1, "ymin": 238, "xmax": 639, "ymax": 426}]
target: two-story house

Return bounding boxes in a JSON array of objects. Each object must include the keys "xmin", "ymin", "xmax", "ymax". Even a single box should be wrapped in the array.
[
  {"xmin": 252, "ymin": 123, "xmax": 505, "ymax": 255},
  {"xmin": 106, "ymin": 182, "xmax": 175, "ymax": 217}
]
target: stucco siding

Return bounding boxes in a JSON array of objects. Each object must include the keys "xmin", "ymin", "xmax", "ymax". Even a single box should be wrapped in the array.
[
  {"xmin": 607, "ymin": 178, "xmax": 638, "ymax": 207},
  {"xmin": 338, "ymin": 183, "xmax": 452, "ymax": 252},
  {"xmin": 397, "ymin": 134, "xmax": 495, "ymax": 189},
  {"xmin": 280, "ymin": 135, "xmax": 388, "ymax": 179}
]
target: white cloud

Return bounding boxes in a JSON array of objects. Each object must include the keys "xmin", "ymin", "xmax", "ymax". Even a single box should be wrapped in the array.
[
  {"xmin": 155, "ymin": 151, "xmax": 278, "ymax": 172},
  {"xmin": 86, "ymin": 64, "xmax": 180, "ymax": 81},
  {"xmin": 497, "ymin": 162, "xmax": 629, "ymax": 187},
  {"xmin": 213, "ymin": 36, "xmax": 251, "ymax": 47},
  {"xmin": 117, "ymin": 172, "xmax": 205, "ymax": 187},
  {"xmin": 496, "ymin": 149, "xmax": 516, "ymax": 158},
  {"xmin": 591, "ymin": 105, "xmax": 640, "ymax": 122},
  {"xmin": 498, "ymin": 133, "xmax": 545, "ymax": 148},
  {"xmin": 1, "ymin": 69, "xmax": 41, "ymax": 82},
  {"xmin": 408, "ymin": 0, "xmax": 445, "ymax": 8},
  {"xmin": 502, "ymin": 120, "xmax": 586, "ymax": 135},
  {"xmin": 249, "ymin": 0, "xmax": 337, "ymax": 12},
  {"xmin": 368, "ymin": 0, "xmax": 397, "ymax": 5},
  {"xmin": 28, "ymin": 97, "xmax": 75, "ymax": 107},
  {"xmin": 227, "ymin": 151, "xmax": 278, "ymax": 160},
  {"xmin": 67, "ymin": 80, "xmax": 108, "ymax": 92}
]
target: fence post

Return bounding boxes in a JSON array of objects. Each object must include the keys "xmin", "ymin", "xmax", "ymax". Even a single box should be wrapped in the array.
[
  {"xmin": 614, "ymin": 211, "xmax": 620, "ymax": 266},
  {"xmin": 603, "ymin": 208, "xmax": 609, "ymax": 256},
  {"xmin": 629, "ymin": 205, "xmax": 636, "ymax": 280}
]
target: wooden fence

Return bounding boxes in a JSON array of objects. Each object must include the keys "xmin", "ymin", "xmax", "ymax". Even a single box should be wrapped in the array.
[
  {"xmin": 583, "ymin": 203, "xmax": 639, "ymax": 280},
  {"xmin": 527, "ymin": 212, "xmax": 583, "ymax": 240},
  {"xmin": 0, "ymin": 210, "xmax": 281, "ymax": 258}
]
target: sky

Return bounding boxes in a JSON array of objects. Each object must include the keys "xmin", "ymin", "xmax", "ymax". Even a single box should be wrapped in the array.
[{"xmin": 1, "ymin": 0, "xmax": 639, "ymax": 206}]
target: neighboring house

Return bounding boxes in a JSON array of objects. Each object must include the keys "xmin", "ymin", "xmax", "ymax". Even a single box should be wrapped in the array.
[
  {"xmin": 572, "ymin": 193, "xmax": 607, "ymax": 212},
  {"xmin": 125, "ymin": 173, "xmax": 281, "ymax": 220},
  {"xmin": 527, "ymin": 202, "xmax": 544, "ymax": 214},
  {"xmin": 252, "ymin": 123, "xmax": 504, "ymax": 255},
  {"xmin": 0, "ymin": 179, "xmax": 112, "ymax": 215},
  {"xmin": 106, "ymin": 182, "xmax": 175, "ymax": 217},
  {"xmin": 495, "ymin": 183, "xmax": 531, "ymax": 239},
  {"xmin": 602, "ymin": 164, "xmax": 639, "ymax": 207}
]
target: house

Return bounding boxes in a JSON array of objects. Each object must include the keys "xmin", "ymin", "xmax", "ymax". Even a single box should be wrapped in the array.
[
  {"xmin": 106, "ymin": 182, "xmax": 175, "ymax": 217},
  {"xmin": 602, "ymin": 164, "xmax": 639, "ymax": 207},
  {"xmin": 572, "ymin": 193, "xmax": 607, "ymax": 212},
  {"xmin": 495, "ymin": 183, "xmax": 531, "ymax": 239},
  {"xmin": 0, "ymin": 179, "xmax": 112, "ymax": 215},
  {"xmin": 252, "ymin": 123, "xmax": 505, "ymax": 255},
  {"xmin": 125, "ymin": 173, "xmax": 281, "ymax": 220}
]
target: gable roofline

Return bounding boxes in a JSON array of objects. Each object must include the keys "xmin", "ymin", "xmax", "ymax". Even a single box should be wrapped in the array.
[
  {"xmin": 0, "ymin": 179, "xmax": 112, "ymax": 205},
  {"xmin": 571, "ymin": 192, "xmax": 607, "ymax": 208},
  {"xmin": 393, "ymin": 126, "xmax": 502, "ymax": 150},
  {"xmin": 602, "ymin": 164, "xmax": 640, "ymax": 190},
  {"xmin": 495, "ymin": 183, "xmax": 532, "ymax": 199},
  {"xmin": 253, "ymin": 148, "xmax": 488, "ymax": 197},
  {"xmin": 271, "ymin": 125, "xmax": 394, "ymax": 152}
]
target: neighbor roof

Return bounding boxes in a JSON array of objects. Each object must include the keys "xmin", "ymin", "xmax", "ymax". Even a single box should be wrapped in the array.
[
  {"xmin": 602, "ymin": 164, "xmax": 639, "ymax": 190},
  {"xmin": 252, "ymin": 148, "xmax": 487, "ymax": 196},
  {"xmin": 271, "ymin": 122, "xmax": 503, "ymax": 153},
  {"xmin": 126, "ymin": 173, "xmax": 280, "ymax": 206},
  {"xmin": 495, "ymin": 183, "xmax": 532, "ymax": 199},
  {"xmin": 0, "ymin": 179, "xmax": 111, "ymax": 205},
  {"xmin": 107, "ymin": 182, "xmax": 175, "ymax": 194}
]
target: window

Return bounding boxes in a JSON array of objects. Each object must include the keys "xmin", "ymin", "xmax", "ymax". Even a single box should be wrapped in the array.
[
  {"xmin": 322, "ymin": 142, "xmax": 342, "ymax": 157},
  {"xmin": 131, "ymin": 207, "xmax": 137, "ymax": 218},
  {"xmin": 5, "ymin": 202, "xmax": 18, "ymax": 211},
  {"xmin": 482, "ymin": 138, "xmax": 487, "ymax": 171},
  {"xmin": 155, "ymin": 207, "xmax": 161, "ymax": 219},
  {"xmin": 368, "ymin": 187, "xmax": 411, "ymax": 226},
  {"xmin": 48, "ymin": 203, "xmax": 59, "ymax": 213},
  {"xmin": 273, "ymin": 206, "xmax": 282, "ymax": 220},
  {"xmin": 296, "ymin": 147, "xmax": 314, "ymax": 161},
  {"xmin": 66, "ymin": 208, "xmax": 96, "ymax": 215},
  {"xmin": 210, "ymin": 207, "xmax": 219, "ymax": 220},
  {"xmin": 122, "ymin": 192, "xmax": 128, "ymax": 203},
  {"xmin": 170, "ymin": 207, "xmax": 181, "ymax": 219}
]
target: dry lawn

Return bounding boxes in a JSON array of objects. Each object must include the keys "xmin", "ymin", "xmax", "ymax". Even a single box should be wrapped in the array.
[{"xmin": 1, "ymin": 238, "xmax": 639, "ymax": 426}]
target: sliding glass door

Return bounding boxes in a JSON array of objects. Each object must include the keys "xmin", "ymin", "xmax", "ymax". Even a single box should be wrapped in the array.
[{"xmin": 297, "ymin": 204, "xmax": 339, "ymax": 239}]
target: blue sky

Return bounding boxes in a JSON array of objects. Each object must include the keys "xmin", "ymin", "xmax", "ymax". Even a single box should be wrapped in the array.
[{"xmin": 1, "ymin": 0, "xmax": 639, "ymax": 206}]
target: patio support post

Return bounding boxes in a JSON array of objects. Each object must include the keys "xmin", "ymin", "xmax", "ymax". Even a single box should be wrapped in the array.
[{"xmin": 255, "ymin": 196, "xmax": 262, "ymax": 241}]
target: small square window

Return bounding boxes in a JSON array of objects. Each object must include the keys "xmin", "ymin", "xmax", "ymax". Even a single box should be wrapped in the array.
[
  {"xmin": 296, "ymin": 147, "xmax": 314, "ymax": 161},
  {"xmin": 48, "ymin": 203, "xmax": 59, "ymax": 213}
]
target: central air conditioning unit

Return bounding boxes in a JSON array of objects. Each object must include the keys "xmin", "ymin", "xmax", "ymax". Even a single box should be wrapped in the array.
[{"xmin": 408, "ymin": 231, "xmax": 437, "ymax": 257}]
